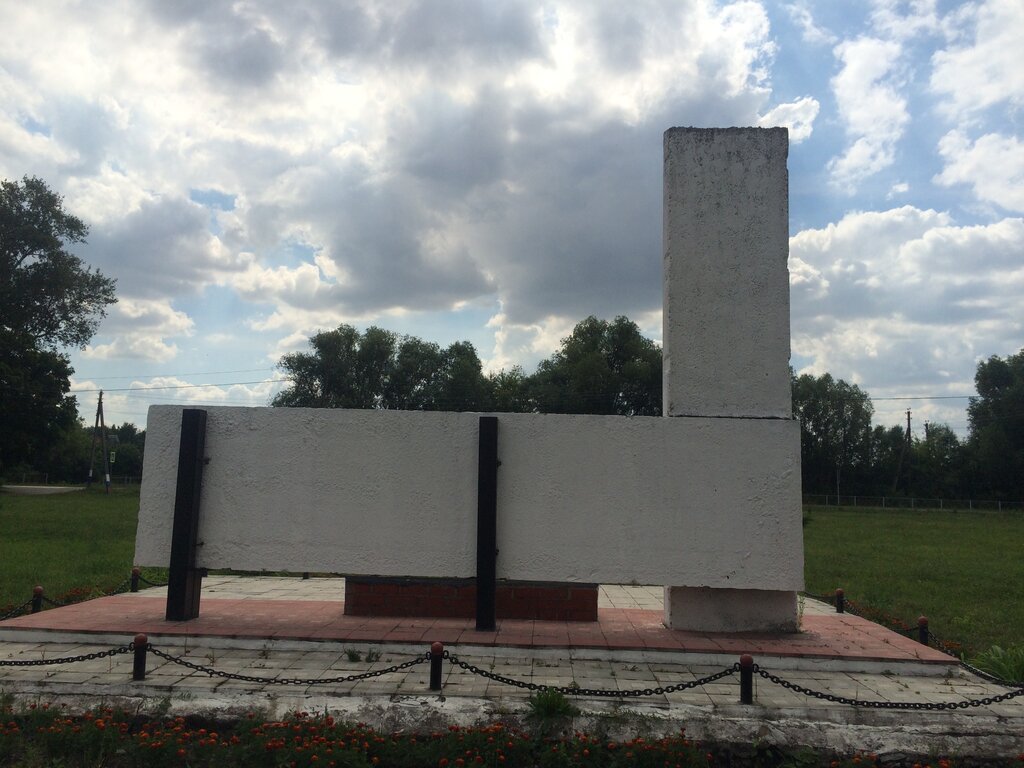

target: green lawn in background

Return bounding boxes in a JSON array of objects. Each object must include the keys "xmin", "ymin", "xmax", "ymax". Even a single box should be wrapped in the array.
[
  {"xmin": 803, "ymin": 505, "xmax": 1024, "ymax": 655},
  {"xmin": 0, "ymin": 486, "xmax": 142, "ymax": 611},
  {"xmin": 2, "ymin": 490, "xmax": 1021, "ymax": 658}
]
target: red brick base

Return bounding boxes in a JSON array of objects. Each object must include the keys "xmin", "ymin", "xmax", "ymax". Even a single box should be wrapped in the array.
[{"xmin": 344, "ymin": 577, "xmax": 598, "ymax": 622}]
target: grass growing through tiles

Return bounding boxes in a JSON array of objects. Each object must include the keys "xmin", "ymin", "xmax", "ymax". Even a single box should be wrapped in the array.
[{"xmin": 803, "ymin": 505, "xmax": 1024, "ymax": 656}]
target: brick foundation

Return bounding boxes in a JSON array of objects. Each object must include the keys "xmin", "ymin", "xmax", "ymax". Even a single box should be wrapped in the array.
[{"xmin": 344, "ymin": 577, "xmax": 598, "ymax": 621}]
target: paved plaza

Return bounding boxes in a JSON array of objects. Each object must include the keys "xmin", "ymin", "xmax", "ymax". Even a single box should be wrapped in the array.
[{"xmin": 2, "ymin": 577, "xmax": 1022, "ymax": 759}]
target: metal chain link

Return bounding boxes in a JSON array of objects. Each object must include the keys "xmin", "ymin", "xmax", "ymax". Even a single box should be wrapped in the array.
[
  {"xmin": 808, "ymin": 591, "xmax": 1023, "ymax": 689},
  {"xmin": 41, "ymin": 596, "xmax": 69, "ymax": 608},
  {"xmin": 147, "ymin": 646, "xmax": 429, "ymax": 686},
  {"xmin": 137, "ymin": 575, "xmax": 168, "ymax": 588},
  {"xmin": 443, "ymin": 651, "xmax": 738, "ymax": 697},
  {"xmin": 756, "ymin": 666, "xmax": 1024, "ymax": 710},
  {"xmin": 0, "ymin": 599, "xmax": 33, "ymax": 621},
  {"xmin": 0, "ymin": 646, "xmax": 132, "ymax": 667}
]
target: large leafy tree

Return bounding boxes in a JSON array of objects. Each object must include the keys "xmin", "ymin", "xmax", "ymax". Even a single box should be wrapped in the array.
[
  {"xmin": 791, "ymin": 372, "xmax": 874, "ymax": 495},
  {"xmin": 0, "ymin": 176, "xmax": 116, "ymax": 477},
  {"xmin": 272, "ymin": 325, "xmax": 491, "ymax": 411},
  {"xmin": 967, "ymin": 349, "xmax": 1024, "ymax": 499},
  {"xmin": 527, "ymin": 316, "xmax": 662, "ymax": 416}
]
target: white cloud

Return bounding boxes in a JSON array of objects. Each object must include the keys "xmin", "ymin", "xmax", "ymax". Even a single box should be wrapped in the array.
[
  {"xmin": 784, "ymin": 2, "xmax": 836, "ymax": 45},
  {"xmin": 869, "ymin": 0, "xmax": 939, "ymax": 40},
  {"xmin": 758, "ymin": 96, "xmax": 819, "ymax": 142},
  {"xmin": 931, "ymin": 0, "xmax": 1024, "ymax": 120},
  {"xmin": 790, "ymin": 207, "xmax": 1024, "ymax": 424},
  {"xmin": 935, "ymin": 130, "xmax": 1024, "ymax": 213},
  {"xmin": 827, "ymin": 37, "xmax": 909, "ymax": 190},
  {"xmin": 887, "ymin": 181, "xmax": 909, "ymax": 199},
  {"xmin": 81, "ymin": 299, "xmax": 194, "ymax": 363}
]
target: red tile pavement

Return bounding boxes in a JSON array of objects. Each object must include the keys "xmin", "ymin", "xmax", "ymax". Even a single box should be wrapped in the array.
[{"xmin": 0, "ymin": 595, "xmax": 956, "ymax": 666}]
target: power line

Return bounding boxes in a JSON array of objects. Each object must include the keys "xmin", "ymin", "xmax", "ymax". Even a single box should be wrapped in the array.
[
  {"xmin": 73, "ymin": 367, "xmax": 277, "ymax": 381},
  {"xmin": 71, "ymin": 378, "xmax": 288, "ymax": 393}
]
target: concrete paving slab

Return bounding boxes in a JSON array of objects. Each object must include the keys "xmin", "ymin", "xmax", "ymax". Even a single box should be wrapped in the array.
[{"xmin": 1, "ymin": 577, "xmax": 1021, "ymax": 761}]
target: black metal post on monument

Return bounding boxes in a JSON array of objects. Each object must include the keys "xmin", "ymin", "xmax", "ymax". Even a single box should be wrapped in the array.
[
  {"xmin": 165, "ymin": 408, "xmax": 208, "ymax": 621},
  {"xmin": 475, "ymin": 416, "xmax": 499, "ymax": 632}
]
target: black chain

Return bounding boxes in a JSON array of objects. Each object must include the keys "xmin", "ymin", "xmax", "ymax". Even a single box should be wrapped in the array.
[
  {"xmin": 41, "ymin": 596, "xmax": 69, "ymax": 608},
  {"xmin": 0, "ymin": 600, "xmax": 33, "ymax": 621},
  {"xmin": 0, "ymin": 646, "xmax": 132, "ymax": 667},
  {"xmin": 756, "ymin": 666, "xmax": 1024, "ymax": 710},
  {"xmin": 809, "ymin": 591, "xmax": 1024, "ymax": 689},
  {"xmin": 147, "ymin": 646, "xmax": 429, "ymax": 686},
  {"xmin": 443, "ymin": 651, "xmax": 737, "ymax": 697},
  {"xmin": 137, "ymin": 575, "xmax": 168, "ymax": 588}
]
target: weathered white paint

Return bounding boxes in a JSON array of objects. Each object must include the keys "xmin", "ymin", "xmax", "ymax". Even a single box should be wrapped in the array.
[
  {"xmin": 661, "ymin": 127, "xmax": 800, "ymax": 631},
  {"xmin": 662, "ymin": 127, "xmax": 791, "ymax": 419},
  {"xmin": 663, "ymin": 587, "xmax": 798, "ymax": 632},
  {"xmin": 136, "ymin": 405, "xmax": 802, "ymax": 590}
]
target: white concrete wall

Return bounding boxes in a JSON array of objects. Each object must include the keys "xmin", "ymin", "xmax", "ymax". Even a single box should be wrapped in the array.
[
  {"xmin": 136, "ymin": 405, "xmax": 803, "ymax": 590},
  {"xmin": 662, "ymin": 127, "xmax": 791, "ymax": 419}
]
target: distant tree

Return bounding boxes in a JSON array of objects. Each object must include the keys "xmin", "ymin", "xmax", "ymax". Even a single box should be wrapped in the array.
[
  {"xmin": 273, "ymin": 324, "xmax": 491, "ymax": 411},
  {"xmin": 967, "ymin": 349, "xmax": 1024, "ymax": 499},
  {"xmin": 487, "ymin": 366, "xmax": 531, "ymax": 412},
  {"xmin": 0, "ymin": 176, "xmax": 116, "ymax": 478},
  {"xmin": 791, "ymin": 372, "xmax": 874, "ymax": 495},
  {"xmin": 0, "ymin": 330, "xmax": 79, "ymax": 476},
  {"xmin": 912, "ymin": 422, "xmax": 965, "ymax": 499},
  {"xmin": 526, "ymin": 316, "xmax": 662, "ymax": 416},
  {"xmin": 1, "ymin": 176, "xmax": 116, "ymax": 347}
]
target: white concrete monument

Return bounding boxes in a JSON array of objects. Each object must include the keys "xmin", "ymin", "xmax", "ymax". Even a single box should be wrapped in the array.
[
  {"xmin": 135, "ymin": 126, "xmax": 803, "ymax": 632},
  {"xmin": 662, "ymin": 127, "xmax": 798, "ymax": 631}
]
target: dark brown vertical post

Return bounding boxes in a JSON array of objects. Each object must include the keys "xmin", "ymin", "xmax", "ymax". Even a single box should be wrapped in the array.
[
  {"xmin": 166, "ymin": 408, "xmax": 207, "ymax": 621},
  {"xmin": 429, "ymin": 641, "xmax": 444, "ymax": 691},
  {"xmin": 476, "ymin": 416, "xmax": 498, "ymax": 631},
  {"xmin": 132, "ymin": 633, "xmax": 149, "ymax": 680},
  {"xmin": 739, "ymin": 654, "xmax": 754, "ymax": 704}
]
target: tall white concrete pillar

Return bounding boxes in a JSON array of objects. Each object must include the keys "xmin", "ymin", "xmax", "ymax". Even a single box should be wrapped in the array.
[{"xmin": 662, "ymin": 127, "xmax": 800, "ymax": 632}]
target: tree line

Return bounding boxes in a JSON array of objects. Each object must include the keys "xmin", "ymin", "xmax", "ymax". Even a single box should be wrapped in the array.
[
  {"xmin": 275, "ymin": 322, "xmax": 1024, "ymax": 502},
  {"xmin": 3, "ymin": 176, "xmax": 1021, "ymax": 501}
]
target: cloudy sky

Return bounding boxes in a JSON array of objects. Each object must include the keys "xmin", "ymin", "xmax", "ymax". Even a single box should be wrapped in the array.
[{"xmin": 2, "ymin": 0, "xmax": 1021, "ymax": 436}]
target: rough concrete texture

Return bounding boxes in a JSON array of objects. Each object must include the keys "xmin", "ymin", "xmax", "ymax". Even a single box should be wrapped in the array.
[
  {"xmin": 661, "ymin": 126, "xmax": 799, "ymax": 631},
  {"xmin": 664, "ymin": 586, "xmax": 798, "ymax": 632},
  {"xmin": 662, "ymin": 127, "xmax": 791, "ymax": 419},
  {"xmin": 136, "ymin": 406, "xmax": 803, "ymax": 590},
  {"xmin": 1, "ymin": 638, "xmax": 1021, "ymax": 762}
]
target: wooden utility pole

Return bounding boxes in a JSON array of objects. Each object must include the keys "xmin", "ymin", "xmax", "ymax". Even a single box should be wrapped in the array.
[
  {"xmin": 892, "ymin": 408, "xmax": 912, "ymax": 495},
  {"xmin": 86, "ymin": 391, "xmax": 112, "ymax": 494}
]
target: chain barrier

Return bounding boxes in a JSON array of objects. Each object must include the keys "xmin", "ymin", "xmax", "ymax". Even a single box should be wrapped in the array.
[
  {"xmin": 1, "ymin": 574, "xmax": 157, "ymax": 621},
  {"xmin": 754, "ymin": 665, "xmax": 1024, "ymax": 710},
  {"xmin": 0, "ymin": 600, "xmax": 33, "ymax": 621},
  {"xmin": 146, "ymin": 646, "xmax": 429, "ymax": 686},
  {"xmin": 443, "ymin": 651, "xmax": 738, "ymax": 697},
  {"xmin": 0, "ymin": 646, "xmax": 132, "ymax": 667},
  {"xmin": 137, "ymin": 575, "xmax": 168, "ymax": 588},
  {"xmin": 804, "ymin": 590, "xmax": 1023, "ymax": 689},
  {"xmin": 1, "ymin": 638, "xmax": 1022, "ymax": 710}
]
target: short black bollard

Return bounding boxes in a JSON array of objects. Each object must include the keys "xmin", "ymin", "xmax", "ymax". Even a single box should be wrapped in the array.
[
  {"xmin": 132, "ymin": 633, "xmax": 149, "ymax": 681},
  {"xmin": 739, "ymin": 654, "xmax": 754, "ymax": 704},
  {"xmin": 31, "ymin": 586, "xmax": 44, "ymax": 614},
  {"xmin": 429, "ymin": 641, "xmax": 444, "ymax": 691},
  {"xmin": 917, "ymin": 616, "xmax": 929, "ymax": 646},
  {"xmin": 130, "ymin": 567, "xmax": 141, "ymax": 593},
  {"xmin": 835, "ymin": 588, "xmax": 845, "ymax": 614}
]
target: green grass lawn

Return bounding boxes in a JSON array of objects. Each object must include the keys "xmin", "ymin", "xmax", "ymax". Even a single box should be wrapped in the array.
[
  {"xmin": 803, "ymin": 505, "xmax": 1024, "ymax": 655},
  {"xmin": 0, "ymin": 486, "xmax": 142, "ymax": 611},
  {"xmin": 2, "ymin": 491, "xmax": 1021, "ymax": 658}
]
